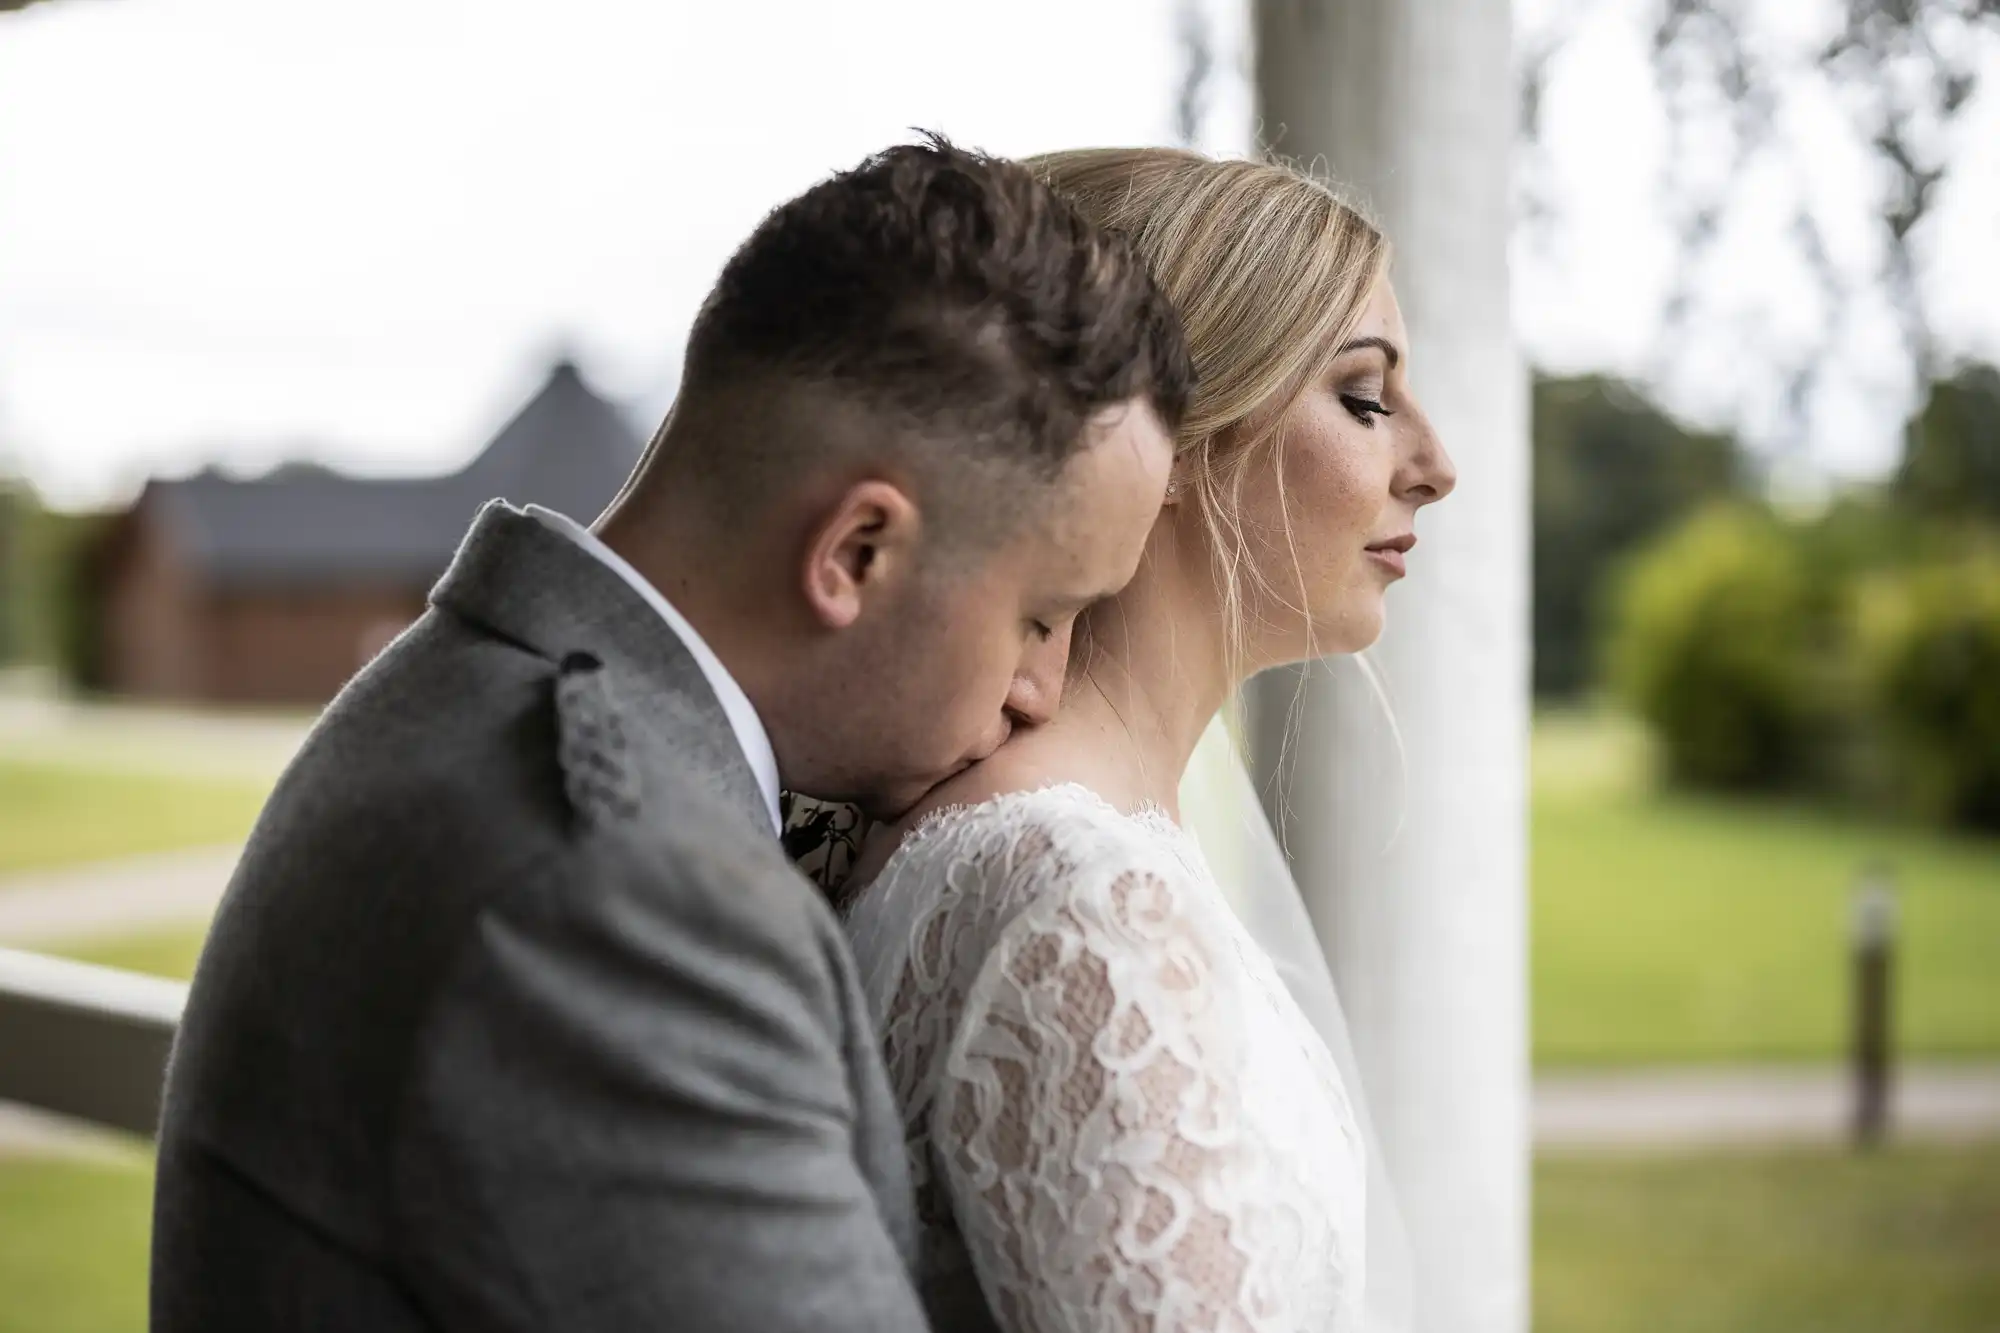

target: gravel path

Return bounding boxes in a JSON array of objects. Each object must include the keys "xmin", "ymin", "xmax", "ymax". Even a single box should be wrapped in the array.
[{"xmin": 1534, "ymin": 1063, "xmax": 2000, "ymax": 1149}]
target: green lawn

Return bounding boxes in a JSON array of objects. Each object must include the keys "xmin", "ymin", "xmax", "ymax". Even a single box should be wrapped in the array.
[
  {"xmin": 1536, "ymin": 1144, "xmax": 2000, "ymax": 1333},
  {"xmin": 1532, "ymin": 712, "xmax": 2000, "ymax": 1065},
  {"xmin": 0, "ymin": 1156, "xmax": 153, "ymax": 1333},
  {"xmin": 5, "ymin": 1146, "xmax": 1995, "ymax": 1333},
  {"xmin": 0, "ymin": 759, "xmax": 270, "ymax": 881}
]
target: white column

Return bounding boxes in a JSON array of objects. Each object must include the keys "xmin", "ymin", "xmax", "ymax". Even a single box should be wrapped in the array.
[{"xmin": 1249, "ymin": 4, "xmax": 1530, "ymax": 1332}]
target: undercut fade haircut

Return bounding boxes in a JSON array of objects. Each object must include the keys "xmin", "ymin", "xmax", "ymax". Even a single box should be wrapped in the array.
[{"xmin": 654, "ymin": 133, "xmax": 1193, "ymax": 546}]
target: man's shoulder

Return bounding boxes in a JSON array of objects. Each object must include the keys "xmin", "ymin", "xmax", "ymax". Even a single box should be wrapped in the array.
[
  {"xmin": 232, "ymin": 602, "xmax": 856, "ymax": 1037},
  {"xmin": 175, "ymin": 618, "xmax": 842, "ymax": 1042},
  {"xmin": 308, "ymin": 620, "xmax": 825, "ymax": 928}
]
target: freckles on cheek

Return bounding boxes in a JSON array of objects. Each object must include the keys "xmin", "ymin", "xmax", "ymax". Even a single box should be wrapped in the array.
[{"xmin": 1286, "ymin": 423, "xmax": 1372, "ymax": 537}]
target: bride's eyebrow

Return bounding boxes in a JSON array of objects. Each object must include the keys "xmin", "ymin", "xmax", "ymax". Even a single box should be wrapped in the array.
[{"xmin": 1334, "ymin": 335, "xmax": 1400, "ymax": 369}]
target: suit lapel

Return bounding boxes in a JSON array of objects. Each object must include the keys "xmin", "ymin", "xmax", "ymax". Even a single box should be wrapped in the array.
[{"xmin": 430, "ymin": 501, "xmax": 772, "ymax": 835}]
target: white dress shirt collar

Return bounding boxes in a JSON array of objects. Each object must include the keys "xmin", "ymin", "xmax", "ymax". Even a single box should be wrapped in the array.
[{"xmin": 526, "ymin": 506, "xmax": 783, "ymax": 835}]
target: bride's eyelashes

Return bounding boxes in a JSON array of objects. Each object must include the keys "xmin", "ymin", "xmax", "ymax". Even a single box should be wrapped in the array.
[
  {"xmin": 1339, "ymin": 393, "xmax": 1394, "ymax": 427},
  {"xmin": 1030, "ymin": 619, "xmax": 1056, "ymax": 642}
]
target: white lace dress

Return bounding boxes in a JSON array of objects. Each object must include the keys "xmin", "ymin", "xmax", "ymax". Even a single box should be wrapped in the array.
[{"xmin": 841, "ymin": 784, "xmax": 1368, "ymax": 1333}]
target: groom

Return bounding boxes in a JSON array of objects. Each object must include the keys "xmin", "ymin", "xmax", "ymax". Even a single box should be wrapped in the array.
[{"xmin": 150, "ymin": 138, "xmax": 1190, "ymax": 1331}]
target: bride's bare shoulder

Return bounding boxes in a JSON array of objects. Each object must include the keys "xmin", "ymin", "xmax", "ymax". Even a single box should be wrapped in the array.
[
  {"xmin": 911, "ymin": 729, "xmax": 1138, "ymax": 830},
  {"xmin": 849, "ymin": 732, "xmax": 1139, "ymax": 884}
]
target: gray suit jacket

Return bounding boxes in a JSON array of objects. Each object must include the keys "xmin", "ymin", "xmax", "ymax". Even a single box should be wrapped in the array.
[{"xmin": 152, "ymin": 502, "xmax": 927, "ymax": 1332}]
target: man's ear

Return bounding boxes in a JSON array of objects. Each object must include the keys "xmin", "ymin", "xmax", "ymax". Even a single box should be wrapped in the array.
[{"xmin": 800, "ymin": 480, "xmax": 922, "ymax": 630}]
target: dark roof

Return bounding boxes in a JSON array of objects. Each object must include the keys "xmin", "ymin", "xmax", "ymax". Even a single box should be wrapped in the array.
[{"xmin": 147, "ymin": 360, "xmax": 644, "ymax": 589}]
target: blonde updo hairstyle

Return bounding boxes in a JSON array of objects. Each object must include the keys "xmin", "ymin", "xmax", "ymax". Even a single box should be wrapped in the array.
[{"xmin": 1026, "ymin": 148, "xmax": 1388, "ymax": 681}]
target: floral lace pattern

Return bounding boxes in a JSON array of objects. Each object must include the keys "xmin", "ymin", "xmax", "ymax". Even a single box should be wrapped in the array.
[{"xmin": 842, "ymin": 785, "xmax": 1367, "ymax": 1333}]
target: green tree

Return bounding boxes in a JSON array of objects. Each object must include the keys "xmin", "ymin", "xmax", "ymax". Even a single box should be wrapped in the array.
[
  {"xmin": 1898, "ymin": 363, "xmax": 2000, "ymax": 524},
  {"xmin": 1533, "ymin": 375, "xmax": 1741, "ymax": 697}
]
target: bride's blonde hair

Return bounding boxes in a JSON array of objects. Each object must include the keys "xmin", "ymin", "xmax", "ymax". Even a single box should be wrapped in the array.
[{"xmin": 1025, "ymin": 148, "xmax": 1388, "ymax": 683}]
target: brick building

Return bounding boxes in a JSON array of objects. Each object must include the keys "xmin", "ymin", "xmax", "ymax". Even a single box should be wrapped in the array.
[{"xmin": 94, "ymin": 360, "xmax": 643, "ymax": 704}]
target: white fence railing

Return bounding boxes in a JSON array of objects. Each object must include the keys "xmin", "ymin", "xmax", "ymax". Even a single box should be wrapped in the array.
[{"xmin": 0, "ymin": 946, "xmax": 183, "ymax": 1136}]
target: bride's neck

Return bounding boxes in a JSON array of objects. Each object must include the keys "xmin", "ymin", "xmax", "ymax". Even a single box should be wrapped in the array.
[{"xmin": 1049, "ymin": 529, "xmax": 1232, "ymax": 821}]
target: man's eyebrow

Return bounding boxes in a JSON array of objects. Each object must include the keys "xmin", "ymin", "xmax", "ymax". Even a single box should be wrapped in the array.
[{"xmin": 1336, "ymin": 335, "xmax": 1401, "ymax": 369}]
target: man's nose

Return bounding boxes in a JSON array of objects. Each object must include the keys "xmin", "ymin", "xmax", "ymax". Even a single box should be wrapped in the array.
[{"xmin": 1004, "ymin": 630, "xmax": 1069, "ymax": 729}]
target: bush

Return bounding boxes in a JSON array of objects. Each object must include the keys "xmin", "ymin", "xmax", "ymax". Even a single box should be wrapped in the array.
[
  {"xmin": 1531, "ymin": 376, "xmax": 1741, "ymax": 698},
  {"xmin": 1857, "ymin": 551, "xmax": 2000, "ymax": 832},
  {"xmin": 42, "ymin": 509, "xmax": 113, "ymax": 691},
  {"xmin": 0, "ymin": 490, "xmax": 112, "ymax": 688},
  {"xmin": 0, "ymin": 481, "xmax": 22, "ymax": 663},
  {"xmin": 1606, "ymin": 504, "xmax": 1847, "ymax": 792}
]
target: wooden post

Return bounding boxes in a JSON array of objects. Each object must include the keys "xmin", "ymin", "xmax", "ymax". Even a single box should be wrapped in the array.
[{"xmin": 1851, "ymin": 864, "xmax": 1896, "ymax": 1148}]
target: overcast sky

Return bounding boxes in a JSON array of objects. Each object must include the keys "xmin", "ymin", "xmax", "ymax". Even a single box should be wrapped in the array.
[{"xmin": 2, "ymin": 0, "xmax": 1996, "ymax": 507}]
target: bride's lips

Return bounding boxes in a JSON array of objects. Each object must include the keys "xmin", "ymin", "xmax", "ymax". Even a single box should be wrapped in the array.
[{"xmin": 1365, "ymin": 534, "xmax": 1415, "ymax": 578}]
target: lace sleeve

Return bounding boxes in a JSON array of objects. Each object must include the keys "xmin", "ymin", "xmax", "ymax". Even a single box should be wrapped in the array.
[{"xmin": 932, "ymin": 851, "xmax": 1339, "ymax": 1333}]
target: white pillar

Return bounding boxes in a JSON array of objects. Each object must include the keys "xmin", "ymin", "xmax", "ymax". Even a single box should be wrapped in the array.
[{"xmin": 1250, "ymin": 4, "xmax": 1530, "ymax": 1332}]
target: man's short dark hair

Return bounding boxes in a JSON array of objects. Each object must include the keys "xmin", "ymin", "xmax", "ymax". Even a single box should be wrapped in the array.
[{"xmin": 657, "ymin": 134, "xmax": 1193, "ymax": 540}]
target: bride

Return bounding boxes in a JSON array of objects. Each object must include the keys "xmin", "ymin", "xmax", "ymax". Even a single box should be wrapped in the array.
[{"xmin": 805, "ymin": 148, "xmax": 1455, "ymax": 1333}]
